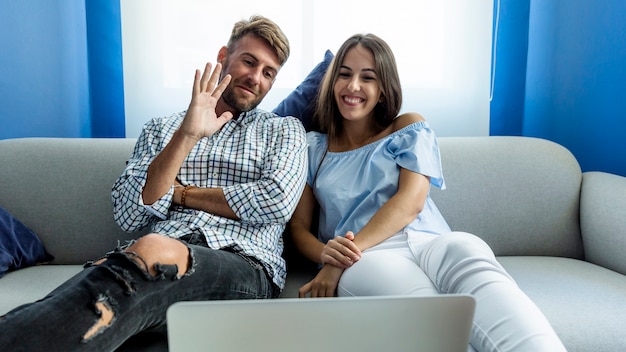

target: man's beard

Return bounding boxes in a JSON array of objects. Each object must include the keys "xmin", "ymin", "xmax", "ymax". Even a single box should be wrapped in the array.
[{"xmin": 221, "ymin": 82, "xmax": 263, "ymax": 114}]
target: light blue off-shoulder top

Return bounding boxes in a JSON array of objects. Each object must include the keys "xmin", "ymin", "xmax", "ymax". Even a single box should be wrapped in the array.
[{"xmin": 307, "ymin": 121, "xmax": 452, "ymax": 244}]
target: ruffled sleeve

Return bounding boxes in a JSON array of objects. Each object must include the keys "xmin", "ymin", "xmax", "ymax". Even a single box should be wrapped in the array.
[{"xmin": 387, "ymin": 122, "xmax": 446, "ymax": 190}]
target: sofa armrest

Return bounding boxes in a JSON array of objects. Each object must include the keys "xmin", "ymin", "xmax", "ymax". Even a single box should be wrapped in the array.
[{"xmin": 580, "ymin": 171, "xmax": 626, "ymax": 275}]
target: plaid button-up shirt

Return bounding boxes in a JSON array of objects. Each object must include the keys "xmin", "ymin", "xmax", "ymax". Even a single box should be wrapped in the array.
[{"xmin": 112, "ymin": 109, "xmax": 307, "ymax": 289}]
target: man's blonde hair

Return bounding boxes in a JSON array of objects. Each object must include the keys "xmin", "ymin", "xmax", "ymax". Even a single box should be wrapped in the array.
[{"xmin": 227, "ymin": 15, "xmax": 290, "ymax": 66}]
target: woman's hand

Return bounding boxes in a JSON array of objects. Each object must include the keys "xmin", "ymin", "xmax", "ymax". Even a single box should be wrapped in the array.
[
  {"xmin": 179, "ymin": 62, "xmax": 233, "ymax": 141},
  {"xmin": 299, "ymin": 264, "xmax": 345, "ymax": 298},
  {"xmin": 320, "ymin": 231, "xmax": 362, "ymax": 268}
]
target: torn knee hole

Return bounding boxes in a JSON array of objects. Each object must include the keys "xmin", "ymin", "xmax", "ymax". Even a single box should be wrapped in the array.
[
  {"xmin": 82, "ymin": 299, "xmax": 115, "ymax": 342},
  {"xmin": 124, "ymin": 235, "xmax": 191, "ymax": 277},
  {"xmin": 122, "ymin": 252, "xmax": 187, "ymax": 280}
]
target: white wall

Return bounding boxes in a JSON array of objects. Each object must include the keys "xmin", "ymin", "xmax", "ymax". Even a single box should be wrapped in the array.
[{"xmin": 120, "ymin": 0, "xmax": 493, "ymax": 137}]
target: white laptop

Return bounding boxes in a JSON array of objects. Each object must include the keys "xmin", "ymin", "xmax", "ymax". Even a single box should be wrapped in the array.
[{"xmin": 167, "ymin": 294, "xmax": 475, "ymax": 352}]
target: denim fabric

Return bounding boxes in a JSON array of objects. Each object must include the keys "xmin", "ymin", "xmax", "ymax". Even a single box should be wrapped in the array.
[{"xmin": 0, "ymin": 240, "xmax": 275, "ymax": 352}]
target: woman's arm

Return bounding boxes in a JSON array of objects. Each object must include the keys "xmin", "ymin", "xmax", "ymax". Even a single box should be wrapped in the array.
[
  {"xmin": 289, "ymin": 185, "xmax": 325, "ymax": 263},
  {"xmin": 319, "ymin": 167, "xmax": 430, "ymax": 268},
  {"xmin": 351, "ymin": 167, "xmax": 430, "ymax": 251},
  {"xmin": 292, "ymin": 170, "xmax": 430, "ymax": 298},
  {"xmin": 288, "ymin": 185, "xmax": 344, "ymax": 297},
  {"xmin": 290, "ymin": 185, "xmax": 362, "ymax": 267},
  {"xmin": 347, "ymin": 113, "xmax": 431, "ymax": 251}
]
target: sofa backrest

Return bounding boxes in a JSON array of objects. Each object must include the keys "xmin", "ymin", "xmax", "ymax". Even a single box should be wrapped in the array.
[
  {"xmin": 0, "ymin": 138, "xmax": 146, "ymax": 264},
  {"xmin": 431, "ymin": 136, "xmax": 584, "ymax": 259},
  {"xmin": 0, "ymin": 136, "xmax": 585, "ymax": 265}
]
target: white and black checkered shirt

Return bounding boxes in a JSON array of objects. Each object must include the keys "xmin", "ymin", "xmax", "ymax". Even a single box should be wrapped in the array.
[{"xmin": 112, "ymin": 109, "xmax": 307, "ymax": 289}]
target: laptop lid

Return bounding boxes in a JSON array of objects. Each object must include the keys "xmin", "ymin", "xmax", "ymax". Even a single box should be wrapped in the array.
[{"xmin": 167, "ymin": 294, "xmax": 475, "ymax": 352}]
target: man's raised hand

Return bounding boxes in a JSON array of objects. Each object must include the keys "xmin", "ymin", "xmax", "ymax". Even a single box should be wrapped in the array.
[{"xmin": 180, "ymin": 62, "xmax": 233, "ymax": 140}]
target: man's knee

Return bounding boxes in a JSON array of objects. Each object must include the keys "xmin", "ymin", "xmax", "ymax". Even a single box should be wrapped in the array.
[{"xmin": 125, "ymin": 233, "xmax": 190, "ymax": 277}]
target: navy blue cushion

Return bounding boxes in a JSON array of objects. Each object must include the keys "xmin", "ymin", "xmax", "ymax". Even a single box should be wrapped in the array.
[
  {"xmin": 0, "ymin": 206, "xmax": 53, "ymax": 277},
  {"xmin": 273, "ymin": 50, "xmax": 334, "ymax": 130}
]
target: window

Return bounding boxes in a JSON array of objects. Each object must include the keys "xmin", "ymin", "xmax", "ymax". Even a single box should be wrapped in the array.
[{"xmin": 121, "ymin": 0, "xmax": 493, "ymax": 137}]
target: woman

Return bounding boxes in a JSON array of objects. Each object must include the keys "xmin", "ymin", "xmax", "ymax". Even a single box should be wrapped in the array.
[{"xmin": 288, "ymin": 33, "xmax": 566, "ymax": 352}]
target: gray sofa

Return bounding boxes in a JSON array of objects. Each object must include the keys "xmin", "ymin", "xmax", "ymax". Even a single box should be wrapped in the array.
[{"xmin": 1, "ymin": 136, "xmax": 625, "ymax": 351}]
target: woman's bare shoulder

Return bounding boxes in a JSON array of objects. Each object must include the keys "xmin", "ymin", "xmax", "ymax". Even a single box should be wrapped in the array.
[{"xmin": 392, "ymin": 112, "xmax": 426, "ymax": 132}]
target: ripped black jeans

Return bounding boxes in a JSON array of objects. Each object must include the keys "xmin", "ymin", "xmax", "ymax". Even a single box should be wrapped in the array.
[{"xmin": 0, "ymin": 236, "xmax": 276, "ymax": 352}]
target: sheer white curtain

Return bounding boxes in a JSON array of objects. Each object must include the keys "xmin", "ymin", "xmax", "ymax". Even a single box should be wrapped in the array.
[{"xmin": 121, "ymin": 0, "xmax": 493, "ymax": 137}]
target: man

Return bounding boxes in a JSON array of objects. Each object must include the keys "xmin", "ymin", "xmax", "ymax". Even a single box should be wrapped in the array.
[{"xmin": 0, "ymin": 15, "xmax": 306, "ymax": 351}]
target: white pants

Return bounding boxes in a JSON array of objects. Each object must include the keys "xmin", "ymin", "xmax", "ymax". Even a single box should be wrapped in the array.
[{"xmin": 337, "ymin": 231, "xmax": 566, "ymax": 352}]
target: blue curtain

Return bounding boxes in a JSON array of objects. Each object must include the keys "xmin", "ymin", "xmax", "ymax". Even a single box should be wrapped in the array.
[
  {"xmin": 489, "ymin": 1, "xmax": 529, "ymax": 137},
  {"xmin": 491, "ymin": 0, "xmax": 626, "ymax": 177},
  {"xmin": 3, "ymin": 1, "xmax": 624, "ymax": 176},
  {"xmin": 85, "ymin": 0, "xmax": 125, "ymax": 137},
  {"xmin": 0, "ymin": 0, "xmax": 124, "ymax": 139}
]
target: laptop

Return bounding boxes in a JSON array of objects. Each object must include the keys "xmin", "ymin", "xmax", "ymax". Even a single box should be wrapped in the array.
[{"xmin": 167, "ymin": 294, "xmax": 475, "ymax": 352}]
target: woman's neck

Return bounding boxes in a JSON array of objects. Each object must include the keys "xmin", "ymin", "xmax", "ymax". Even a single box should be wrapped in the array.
[{"xmin": 330, "ymin": 120, "xmax": 389, "ymax": 152}]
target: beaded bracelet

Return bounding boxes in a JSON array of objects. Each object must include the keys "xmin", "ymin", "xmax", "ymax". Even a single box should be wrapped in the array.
[{"xmin": 181, "ymin": 185, "xmax": 194, "ymax": 207}]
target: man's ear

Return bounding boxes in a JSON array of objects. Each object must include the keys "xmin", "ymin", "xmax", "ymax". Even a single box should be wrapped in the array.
[{"xmin": 217, "ymin": 46, "xmax": 228, "ymax": 64}]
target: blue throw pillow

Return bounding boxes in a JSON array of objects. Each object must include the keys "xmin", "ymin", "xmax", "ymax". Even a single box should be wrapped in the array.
[
  {"xmin": 273, "ymin": 49, "xmax": 334, "ymax": 131},
  {"xmin": 0, "ymin": 206, "xmax": 53, "ymax": 277}
]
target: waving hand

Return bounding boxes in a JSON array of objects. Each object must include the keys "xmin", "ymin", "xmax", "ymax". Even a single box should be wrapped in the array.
[{"xmin": 179, "ymin": 62, "xmax": 233, "ymax": 140}]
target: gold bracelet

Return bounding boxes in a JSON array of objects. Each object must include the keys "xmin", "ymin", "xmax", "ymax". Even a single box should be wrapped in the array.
[{"xmin": 181, "ymin": 185, "xmax": 193, "ymax": 207}]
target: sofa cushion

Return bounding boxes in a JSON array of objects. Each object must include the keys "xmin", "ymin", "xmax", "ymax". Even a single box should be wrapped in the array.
[
  {"xmin": 0, "ymin": 206, "xmax": 53, "ymax": 277},
  {"xmin": 500, "ymin": 256, "xmax": 626, "ymax": 352},
  {"xmin": 273, "ymin": 50, "xmax": 334, "ymax": 130},
  {"xmin": 0, "ymin": 265, "xmax": 83, "ymax": 315}
]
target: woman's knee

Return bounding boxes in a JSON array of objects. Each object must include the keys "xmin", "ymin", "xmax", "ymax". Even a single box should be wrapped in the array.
[
  {"xmin": 339, "ymin": 249, "xmax": 436, "ymax": 296},
  {"xmin": 125, "ymin": 233, "xmax": 190, "ymax": 277},
  {"xmin": 422, "ymin": 232, "xmax": 510, "ymax": 292},
  {"xmin": 436, "ymin": 232, "xmax": 495, "ymax": 259}
]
